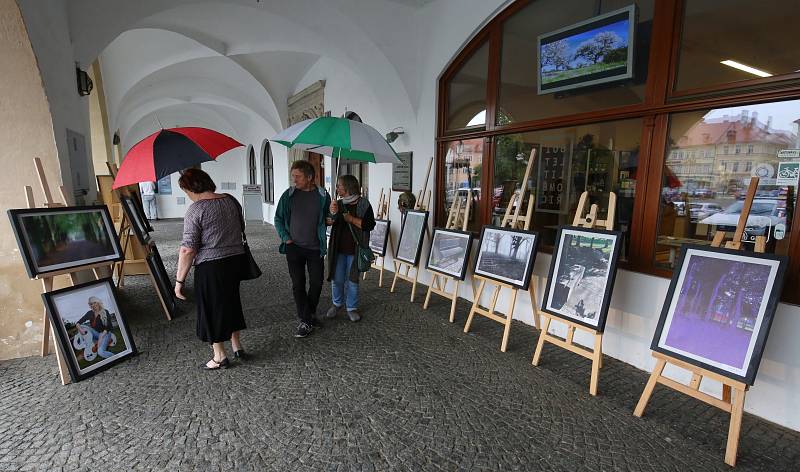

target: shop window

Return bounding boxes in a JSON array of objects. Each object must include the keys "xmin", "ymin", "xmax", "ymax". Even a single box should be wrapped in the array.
[
  {"xmin": 248, "ymin": 146, "xmax": 256, "ymax": 185},
  {"xmin": 674, "ymin": 0, "xmax": 800, "ymax": 93},
  {"xmin": 442, "ymin": 138, "xmax": 484, "ymax": 232},
  {"xmin": 262, "ymin": 141, "xmax": 274, "ymax": 204},
  {"xmin": 497, "ymin": 0, "xmax": 654, "ymax": 125},
  {"xmin": 654, "ymin": 99, "xmax": 799, "ymax": 269},
  {"xmin": 492, "ymin": 118, "xmax": 643, "ymax": 259},
  {"xmin": 445, "ymin": 42, "xmax": 489, "ymax": 130}
]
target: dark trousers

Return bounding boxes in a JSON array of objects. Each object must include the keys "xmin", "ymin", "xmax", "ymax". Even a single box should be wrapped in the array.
[{"xmin": 286, "ymin": 244, "xmax": 324, "ymax": 323}]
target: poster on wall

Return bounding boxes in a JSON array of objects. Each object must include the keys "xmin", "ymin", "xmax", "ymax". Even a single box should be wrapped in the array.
[
  {"xmin": 393, "ymin": 152, "xmax": 413, "ymax": 192},
  {"xmin": 651, "ymin": 245, "xmax": 786, "ymax": 385},
  {"xmin": 536, "ymin": 142, "xmax": 572, "ymax": 214},
  {"xmin": 156, "ymin": 175, "xmax": 172, "ymax": 195}
]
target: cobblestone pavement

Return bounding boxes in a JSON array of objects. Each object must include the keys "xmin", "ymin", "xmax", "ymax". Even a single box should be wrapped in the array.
[{"xmin": 1, "ymin": 220, "xmax": 799, "ymax": 471}]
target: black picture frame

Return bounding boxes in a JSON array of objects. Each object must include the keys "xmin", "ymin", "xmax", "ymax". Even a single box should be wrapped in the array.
[
  {"xmin": 541, "ymin": 226, "xmax": 622, "ymax": 332},
  {"xmin": 395, "ymin": 210, "xmax": 428, "ymax": 266},
  {"xmin": 121, "ymin": 195, "xmax": 151, "ymax": 245},
  {"xmin": 369, "ymin": 219, "xmax": 391, "ymax": 257},
  {"xmin": 473, "ymin": 225, "xmax": 539, "ymax": 290},
  {"xmin": 7, "ymin": 205, "xmax": 124, "ymax": 278},
  {"xmin": 651, "ymin": 244, "xmax": 787, "ymax": 385},
  {"xmin": 42, "ymin": 278, "xmax": 137, "ymax": 382},
  {"xmin": 130, "ymin": 192, "xmax": 153, "ymax": 232},
  {"xmin": 147, "ymin": 245, "xmax": 176, "ymax": 318},
  {"xmin": 426, "ymin": 228, "xmax": 473, "ymax": 280}
]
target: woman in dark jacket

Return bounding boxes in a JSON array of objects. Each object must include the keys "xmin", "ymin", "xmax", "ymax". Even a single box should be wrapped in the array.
[
  {"xmin": 324, "ymin": 175, "xmax": 375, "ymax": 322},
  {"xmin": 174, "ymin": 168, "xmax": 247, "ymax": 370}
]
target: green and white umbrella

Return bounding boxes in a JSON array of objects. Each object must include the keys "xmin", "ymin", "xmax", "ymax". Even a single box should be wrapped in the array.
[{"xmin": 271, "ymin": 116, "xmax": 401, "ymax": 165}]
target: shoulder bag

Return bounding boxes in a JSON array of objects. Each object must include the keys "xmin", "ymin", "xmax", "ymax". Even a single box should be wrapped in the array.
[
  {"xmin": 345, "ymin": 208, "xmax": 375, "ymax": 273},
  {"xmin": 230, "ymin": 195, "xmax": 263, "ymax": 280}
]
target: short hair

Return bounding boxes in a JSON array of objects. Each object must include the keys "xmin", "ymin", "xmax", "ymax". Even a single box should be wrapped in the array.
[
  {"xmin": 290, "ymin": 160, "xmax": 315, "ymax": 179},
  {"xmin": 338, "ymin": 174, "xmax": 360, "ymax": 196},
  {"xmin": 178, "ymin": 168, "xmax": 216, "ymax": 193}
]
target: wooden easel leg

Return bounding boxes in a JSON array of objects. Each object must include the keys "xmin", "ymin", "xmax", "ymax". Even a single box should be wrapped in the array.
[
  {"xmin": 532, "ymin": 315, "xmax": 551, "ymax": 366},
  {"xmin": 634, "ymin": 358, "xmax": 666, "ymax": 417},
  {"xmin": 722, "ymin": 384, "xmax": 732, "ymax": 403},
  {"xmin": 40, "ymin": 278, "xmax": 54, "ymax": 356},
  {"xmin": 449, "ymin": 281, "xmax": 460, "ymax": 323},
  {"xmin": 378, "ymin": 258, "xmax": 385, "ymax": 287},
  {"xmin": 529, "ymin": 278, "xmax": 540, "ymax": 330},
  {"xmin": 410, "ymin": 267, "xmax": 419, "ymax": 302},
  {"xmin": 590, "ymin": 333, "xmax": 603, "ymax": 396},
  {"xmin": 725, "ymin": 388, "xmax": 746, "ymax": 467},
  {"xmin": 423, "ymin": 275, "xmax": 437, "ymax": 309},
  {"xmin": 52, "ymin": 326, "xmax": 71, "ymax": 385},
  {"xmin": 390, "ymin": 262, "xmax": 399, "ymax": 293},
  {"xmin": 690, "ymin": 373, "xmax": 702, "ymax": 390},
  {"xmin": 464, "ymin": 280, "xmax": 485, "ymax": 333},
  {"xmin": 500, "ymin": 288, "xmax": 518, "ymax": 353}
]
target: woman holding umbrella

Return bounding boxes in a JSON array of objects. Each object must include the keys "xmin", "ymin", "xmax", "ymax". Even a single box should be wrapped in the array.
[
  {"xmin": 174, "ymin": 168, "xmax": 248, "ymax": 369},
  {"xmin": 324, "ymin": 174, "xmax": 376, "ymax": 322}
]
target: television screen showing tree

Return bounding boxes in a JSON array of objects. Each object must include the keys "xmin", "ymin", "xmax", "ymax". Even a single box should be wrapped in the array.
[{"xmin": 537, "ymin": 5, "xmax": 636, "ymax": 95}]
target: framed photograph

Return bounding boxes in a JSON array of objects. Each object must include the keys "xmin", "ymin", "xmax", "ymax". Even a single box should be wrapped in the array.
[
  {"xmin": 473, "ymin": 226, "xmax": 539, "ymax": 289},
  {"xmin": 426, "ymin": 228, "xmax": 472, "ymax": 280},
  {"xmin": 651, "ymin": 245, "xmax": 787, "ymax": 385},
  {"xmin": 147, "ymin": 245, "xmax": 176, "ymax": 317},
  {"xmin": 121, "ymin": 195, "xmax": 151, "ymax": 245},
  {"xmin": 542, "ymin": 226, "xmax": 622, "ymax": 331},
  {"xmin": 8, "ymin": 205, "xmax": 124, "ymax": 278},
  {"xmin": 395, "ymin": 210, "xmax": 428, "ymax": 265},
  {"xmin": 369, "ymin": 219, "xmax": 391, "ymax": 257},
  {"xmin": 42, "ymin": 278, "xmax": 137, "ymax": 382},
  {"xmin": 131, "ymin": 192, "xmax": 154, "ymax": 232}
]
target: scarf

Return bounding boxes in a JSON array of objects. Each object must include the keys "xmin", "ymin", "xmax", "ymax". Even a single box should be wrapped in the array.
[{"xmin": 341, "ymin": 194, "xmax": 359, "ymax": 205}]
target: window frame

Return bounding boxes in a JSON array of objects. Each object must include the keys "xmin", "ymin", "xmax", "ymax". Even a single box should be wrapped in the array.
[{"xmin": 436, "ymin": 0, "xmax": 800, "ymax": 303}]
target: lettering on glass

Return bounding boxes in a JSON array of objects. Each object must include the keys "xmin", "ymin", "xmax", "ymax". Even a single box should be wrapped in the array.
[{"xmin": 536, "ymin": 143, "xmax": 572, "ymax": 214}]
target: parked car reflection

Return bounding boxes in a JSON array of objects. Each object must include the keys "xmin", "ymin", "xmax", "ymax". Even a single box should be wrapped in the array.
[{"xmin": 699, "ymin": 199, "xmax": 784, "ymax": 237}]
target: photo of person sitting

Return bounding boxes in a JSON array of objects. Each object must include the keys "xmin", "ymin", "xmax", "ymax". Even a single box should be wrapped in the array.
[{"xmin": 73, "ymin": 296, "xmax": 118, "ymax": 360}]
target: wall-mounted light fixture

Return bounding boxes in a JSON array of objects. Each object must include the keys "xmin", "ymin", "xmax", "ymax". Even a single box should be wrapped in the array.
[
  {"xmin": 385, "ymin": 127, "xmax": 405, "ymax": 143},
  {"xmin": 75, "ymin": 64, "xmax": 93, "ymax": 96}
]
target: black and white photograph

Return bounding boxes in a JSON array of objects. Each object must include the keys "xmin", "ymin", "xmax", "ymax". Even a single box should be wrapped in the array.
[
  {"xmin": 396, "ymin": 210, "xmax": 428, "ymax": 265},
  {"xmin": 426, "ymin": 228, "xmax": 472, "ymax": 280},
  {"xmin": 147, "ymin": 245, "xmax": 176, "ymax": 317},
  {"xmin": 130, "ymin": 192, "xmax": 154, "ymax": 232},
  {"xmin": 8, "ymin": 205, "xmax": 123, "ymax": 278},
  {"xmin": 121, "ymin": 195, "xmax": 151, "ymax": 245},
  {"xmin": 42, "ymin": 278, "xmax": 137, "ymax": 382},
  {"xmin": 542, "ymin": 226, "xmax": 622, "ymax": 331},
  {"xmin": 652, "ymin": 245, "xmax": 786, "ymax": 384},
  {"xmin": 369, "ymin": 219, "xmax": 390, "ymax": 257},
  {"xmin": 474, "ymin": 226, "xmax": 539, "ymax": 289}
]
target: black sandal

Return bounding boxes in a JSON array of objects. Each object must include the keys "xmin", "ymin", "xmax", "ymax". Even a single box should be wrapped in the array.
[{"xmin": 202, "ymin": 357, "xmax": 230, "ymax": 370}]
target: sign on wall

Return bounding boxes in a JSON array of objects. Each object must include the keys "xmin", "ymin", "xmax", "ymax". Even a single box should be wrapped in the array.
[
  {"xmin": 536, "ymin": 142, "xmax": 572, "ymax": 214},
  {"xmin": 393, "ymin": 152, "xmax": 413, "ymax": 192},
  {"xmin": 156, "ymin": 175, "xmax": 172, "ymax": 195}
]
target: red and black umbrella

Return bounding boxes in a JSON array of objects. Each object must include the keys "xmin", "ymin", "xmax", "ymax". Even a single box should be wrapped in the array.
[{"xmin": 112, "ymin": 127, "xmax": 243, "ymax": 189}]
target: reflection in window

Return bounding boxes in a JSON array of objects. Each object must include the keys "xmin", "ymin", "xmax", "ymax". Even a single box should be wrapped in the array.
[
  {"xmin": 446, "ymin": 42, "xmax": 489, "ymax": 130},
  {"xmin": 655, "ymin": 100, "xmax": 799, "ymax": 268},
  {"xmin": 443, "ymin": 139, "xmax": 484, "ymax": 232},
  {"xmin": 492, "ymin": 118, "xmax": 642, "ymax": 259}
]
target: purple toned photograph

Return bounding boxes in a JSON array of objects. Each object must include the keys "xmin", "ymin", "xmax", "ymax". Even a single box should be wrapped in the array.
[{"xmin": 661, "ymin": 254, "xmax": 772, "ymax": 371}]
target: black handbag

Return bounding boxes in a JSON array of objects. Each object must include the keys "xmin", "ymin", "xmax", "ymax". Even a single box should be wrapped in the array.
[
  {"xmin": 231, "ymin": 196, "xmax": 262, "ymax": 280},
  {"xmin": 345, "ymin": 211, "xmax": 375, "ymax": 273}
]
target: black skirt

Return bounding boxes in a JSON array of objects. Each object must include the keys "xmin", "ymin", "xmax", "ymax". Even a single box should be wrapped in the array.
[{"xmin": 195, "ymin": 254, "xmax": 247, "ymax": 343}]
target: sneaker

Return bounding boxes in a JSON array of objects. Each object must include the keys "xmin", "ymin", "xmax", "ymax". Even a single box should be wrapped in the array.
[
  {"xmin": 325, "ymin": 305, "xmax": 340, "ymax": 319},
  {"xmin": 294, "ymin": 322, "xmax": 313, "ymax": 338},
  {"xmin": 347, "ymin": 310, "xmax": 361, "ymax": 322}
]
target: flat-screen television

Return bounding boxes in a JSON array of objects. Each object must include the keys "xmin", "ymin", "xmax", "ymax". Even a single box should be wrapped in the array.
[{"xmin": 537, "ymin": 5, "xmax": 636, "ymax": 95}]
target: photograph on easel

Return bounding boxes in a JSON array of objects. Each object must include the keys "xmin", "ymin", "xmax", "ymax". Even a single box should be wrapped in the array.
[
  {"xmin": 426, "ymin": 228, "xmax": 472, "ymax": 280},
  {"xmin": 652, "ymin": 245, "xmax": 786, "ymax": 384},
  {"xmin": 42, "ymin": 278, "xmax": 137, "ymax": 382},
  {"xmin": 474, "ymin": 226, "xmax": 539, "ymax": 289},
  {"xmin": 8, "ymin": 206, "xmax": 123, "ymax": 278},
  {"xmin": 369, "ymin": 219, "xmax": 390, "ymax": 257},
  {"xmin": 129, "ymin": 192, "xmax": 153, "ymax": 232},
  {"xmin": 542, "ymin": 226, "xmax": 622, "ymax": 331},
  {"xmin": 147, "ymin": 245, "xmax": 176, "ymax": 317},
  {"xmin": 396, "ymin": 210, "xmax": 428, "ymax": 265},
  {"xmin": 121, "ymin": 195, "xmax": 151, "ymax": 245}
]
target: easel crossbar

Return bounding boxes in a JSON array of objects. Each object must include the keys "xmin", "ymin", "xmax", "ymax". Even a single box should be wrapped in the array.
[
  {"xmin": 428, "ymin": 285, "xmax": 455, "ymax": 298},
  {"xmin": 538, "ymin": 332, "xmax": 595, "ymax": 361},
  {"xmin": 394, "ymin": 272, "xmax": 417, "ymax": 283},
  {"xmin": 656, "ymin": 376, "xmax": 734, "ymax": 412},
  {"xmin": 470, "ymin": 307, "xmax": 508, "ymax": 324}
]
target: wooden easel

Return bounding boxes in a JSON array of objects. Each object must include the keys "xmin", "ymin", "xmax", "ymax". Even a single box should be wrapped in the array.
[
  {"xmin": 364, "ymin": 187, "xmax": 392, "ymax": 286},
  {"xmin": 105, "ymin": 163, "xmax": 148, "ymax": 281},
  {"xmin": 423, "ymin": 189, "xmax": 472, "ymax": 322},
  {"xmin": 531, "ymin": 191, "xmax": 616, "ymax": 396},
  {"xmin": 633, "ymin": 177, "xmax": 764, "ymax": 467},
  {"xmin": 463, "ymin": 149, "xmax": 539, "ymax": 352},
  {"xmin": 27, "ymin": 158, "xmax": 112, "ymax": 385},
  {"xmin": 390, "ymin": 157, "xmax": 433, "ymax": 301}
]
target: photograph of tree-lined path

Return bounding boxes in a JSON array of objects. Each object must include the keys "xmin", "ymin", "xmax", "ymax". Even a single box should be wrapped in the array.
[{"xmin": 540, "ymin": 18, "xmax": 630, "ymax": 86}]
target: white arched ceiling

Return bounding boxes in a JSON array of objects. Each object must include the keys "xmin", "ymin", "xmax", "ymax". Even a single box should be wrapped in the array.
[{"xmin": 71, "ymin": 0, "xmax": 418, "ymax": 139}]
